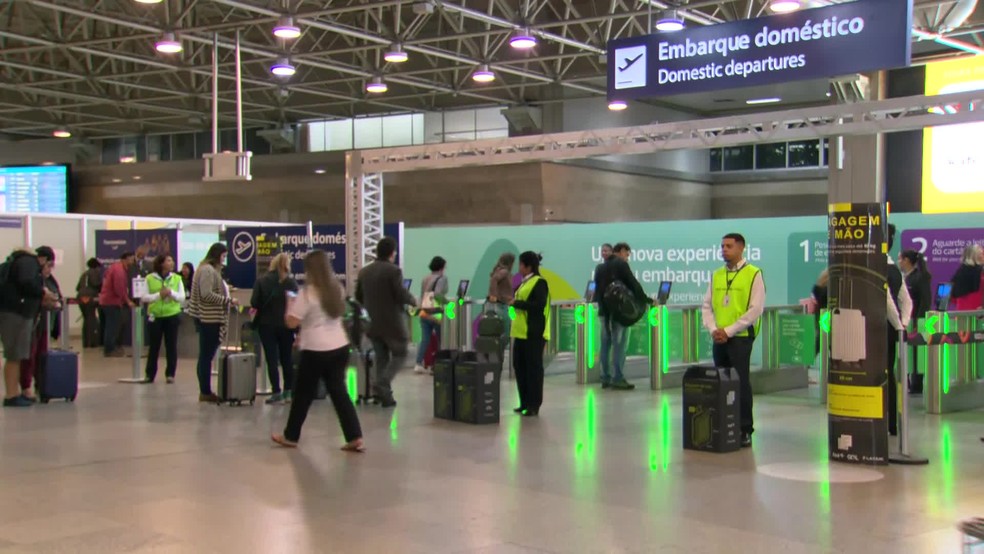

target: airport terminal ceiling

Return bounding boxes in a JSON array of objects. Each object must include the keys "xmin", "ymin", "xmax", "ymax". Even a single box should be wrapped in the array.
[{"xmin": 0, "ymin": 0, "xmax": 980, "ymax": 139}]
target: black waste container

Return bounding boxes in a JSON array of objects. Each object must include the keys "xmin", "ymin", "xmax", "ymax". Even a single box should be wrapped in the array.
[
  {"xmin": 682, "ymin": 365, "xmax": 740, "ymax": 453},
  {"xmin": 453, "ymin": 351, "xmax": 501, "ymax": 425},
  {"xmin": 433, "ymin": 350, "xmax": 458, "ymax": 420}
]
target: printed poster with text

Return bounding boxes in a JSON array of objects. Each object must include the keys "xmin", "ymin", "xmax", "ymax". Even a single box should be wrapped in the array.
[
  {"xmin": 900, "ymin": 227, "xmax": 984, "ymax": 299},
  {"xmin": 827, "ymin": 203, "xmax": 888, "ymax": 466}
]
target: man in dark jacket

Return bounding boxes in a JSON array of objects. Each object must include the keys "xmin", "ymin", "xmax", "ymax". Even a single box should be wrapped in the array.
[
  {"xmin": 0, "ymin": 246, "xmax": 56, "ymax": 407},
  {"xmin": 355, "ymin": 237, "xmax": 417, "ymax": 407},
  {"xmin": 593, "ymin": 242, "xmax": 649, "ymax": 390}
]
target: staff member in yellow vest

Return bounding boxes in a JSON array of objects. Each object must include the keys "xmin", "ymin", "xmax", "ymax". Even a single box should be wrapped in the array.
[
  {"xmin": 140, "ymin": 254, "xmax": 186, "ymax": 384},
  {"xmin": 510, "ymin": 251, "xmax": 550, "ymax": 417},
  {"xmin": 701, "ymin": 233, "xmax": 766, "ymax": 448}
]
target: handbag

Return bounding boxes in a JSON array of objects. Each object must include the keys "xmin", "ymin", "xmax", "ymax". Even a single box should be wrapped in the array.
[{"xmin": 420, "ymin": 275, "xmax": 444, "ymax": 310}]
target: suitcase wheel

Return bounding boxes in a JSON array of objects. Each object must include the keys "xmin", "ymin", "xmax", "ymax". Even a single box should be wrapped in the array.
[
  {"xmin": 249, "ymin": 400, "xmax": 255, "ymax": 406},
  {"xmin": 40, "ymin": 396, "xmax": 50, "ymax": 404},
  {"xmin": 69, "ymin": 396, "xmax": 76, "ymax": 402}
]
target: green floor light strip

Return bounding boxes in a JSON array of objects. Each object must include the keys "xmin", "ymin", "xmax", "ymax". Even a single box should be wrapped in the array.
[{"xmin": 390, "ymin": 412, "xmax": 399, "ymax": 442}]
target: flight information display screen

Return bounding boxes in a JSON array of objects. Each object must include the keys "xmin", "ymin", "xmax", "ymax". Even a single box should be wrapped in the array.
[{"xmin": 0, "ymin": 165, "xmax": 69, "ymax": 213}]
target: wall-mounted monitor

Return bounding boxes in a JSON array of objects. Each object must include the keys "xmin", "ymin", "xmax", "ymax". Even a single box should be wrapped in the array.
[
  {"xmin": 456, "ymin": 279, "xmax": 470, "ymax": 298},
  {"xmin": 0, "ymin": 165, "xmax": 69, "ymax": 214}
]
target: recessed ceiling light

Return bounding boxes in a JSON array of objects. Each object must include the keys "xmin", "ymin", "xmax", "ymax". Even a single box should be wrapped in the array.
[
  {"xmin": 155, "ymin": 32, "xmax": 182, "ymax": 54},
  {"xmin": 655, "ymin": 9, "xmax": 685, "ymax": 32},
  {"xmin": 111, "ymin": 178, "xmax": 122, "ymax": 183},
  {"xmin": 270, "ymin": 58, "xmax": 296, "ymax": 77},
  {"xmin": 366, "ymin": 76, "xmax": 388, "ymax": 93},
  {"xmin": 509, "ymin": 29, "xmax": 537, "ymax": 49},
  {"xmin": 472, "ymin": 64, "xmax": 495, "ymax": 83},
  {"xmin": 770, "ymin": 0, "xmax": 801, "ymax": 13},
  {"xmin": 272, "ymin": 16, "xmax": 301, "ymax": 39},
  {"xmin": 134, "ymin": 0, "xmax": 163, "ymax": 3},
  {"xmin": 384, "ymin": 44, "xmax": 408, "ymax": 63},
  {"xmin": 746, "ymin": 97, "xmax": 781, "ymax": 105},
  {"xmin": 608, "ymin": 100, "xmax": 628, "ymax": 111},
  {"xmin": 314, "ymin": 168, "xmax": 326, "ymax": 174},
  {"xmin": 52, "ymin": 127, "xmax": 71, "ymax": 138},
  {"xmin": 133, "ymin": 176, "xmax": 142, "ymax": 180}
]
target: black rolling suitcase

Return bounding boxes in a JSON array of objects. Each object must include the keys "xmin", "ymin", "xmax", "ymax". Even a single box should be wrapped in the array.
[{"xmin": 682, "ymin": 366, "xmax": 740, "ymax": 453}]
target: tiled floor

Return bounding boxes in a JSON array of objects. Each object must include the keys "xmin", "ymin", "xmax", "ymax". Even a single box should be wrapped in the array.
[{"xmin": 0, "ymin": 346, "xmax": 982, "ymax": 553}]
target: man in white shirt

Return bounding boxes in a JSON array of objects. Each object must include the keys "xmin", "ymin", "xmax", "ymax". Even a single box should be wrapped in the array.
[
  {"xmin": 701, "ymin": 233, "xmax": 766, "ymax": 448},
  {"xmin": 886, "ymin": 224, "xmax": 912, "ymax": 437}
]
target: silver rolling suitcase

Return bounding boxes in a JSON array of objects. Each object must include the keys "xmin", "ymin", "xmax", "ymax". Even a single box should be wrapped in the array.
[{"xmin": 217, "ymin": 309, "xmax": 257, "ymax": 406}]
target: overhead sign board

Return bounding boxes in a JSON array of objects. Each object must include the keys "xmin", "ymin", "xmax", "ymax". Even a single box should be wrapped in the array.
[{"xmin": 607, "ymin": 0, "xmax": 912, "ymax": 100}]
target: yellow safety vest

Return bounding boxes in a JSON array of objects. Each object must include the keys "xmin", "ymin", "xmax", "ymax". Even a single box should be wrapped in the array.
[
  {"xmin": 711, "ymin": 262, "xmax": 762, "ymax": 338},
  {"xmin": 511, "ymin": 275, "xmax": 551, "ymax": 340},
  {"xmin": 146, "ymin": 273, "xmax": 184, "ymax": 320}
]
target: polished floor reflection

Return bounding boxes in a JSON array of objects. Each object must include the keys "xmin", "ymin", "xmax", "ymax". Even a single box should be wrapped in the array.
[{"xmin": 0, "ymin": 348, "xmax": 981, "ymax": 553}]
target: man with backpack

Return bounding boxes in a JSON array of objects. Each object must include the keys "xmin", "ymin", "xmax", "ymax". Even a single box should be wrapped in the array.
[
  {"xmin": 0, "ymin": 246, "xmax": 57, "ymax": 407},
  {"xmin": 594, "ymin": 242, "xmax": 650, "ymax": 390}
]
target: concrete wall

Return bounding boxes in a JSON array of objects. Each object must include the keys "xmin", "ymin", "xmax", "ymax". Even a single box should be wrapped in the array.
[
  {"xmin": 541, "ymin": 163, "xmax": 711, "ymax": 223},
  {"xmin": 710, "ymin": 170, "xmax": 828, "ymax": 218}
]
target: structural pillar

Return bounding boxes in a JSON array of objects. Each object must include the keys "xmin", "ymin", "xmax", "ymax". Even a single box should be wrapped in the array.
[{"xmin": 825, "ymin": 71, "xmax": 891, "ymax": 465}]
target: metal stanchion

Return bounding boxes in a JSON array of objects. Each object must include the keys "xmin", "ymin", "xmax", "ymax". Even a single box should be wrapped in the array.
[
  {"xmin": 819, "ymin": 309, "xmax": 830, "ymax": 405},
  {"xmin": 118, "ymin": 305, "xmax": 145, "ymax": 383},
  {"xmin": 889, "ymin": 329, "xmax": 929, "ymax": 466}
]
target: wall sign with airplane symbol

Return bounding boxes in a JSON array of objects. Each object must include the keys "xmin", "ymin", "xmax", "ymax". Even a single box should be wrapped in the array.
[{"xmin": 614, "ymin": 45, "xmax": 647, "ymax": 90}]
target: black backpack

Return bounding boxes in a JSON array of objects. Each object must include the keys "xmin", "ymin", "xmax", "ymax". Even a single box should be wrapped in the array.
[{"xmin": 603, "ymin": 280, "xmax": 646, "ymax": 327}]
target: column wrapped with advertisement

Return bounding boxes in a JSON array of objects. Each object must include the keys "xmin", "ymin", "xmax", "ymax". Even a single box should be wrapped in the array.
[{"xmin": 826, "ymin": 203, "xmax": 888, "ymax": 465}]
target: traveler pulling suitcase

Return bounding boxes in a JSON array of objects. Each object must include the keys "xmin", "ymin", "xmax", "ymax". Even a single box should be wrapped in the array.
[
  {"xmin": 37, "ymin": 311, "xmax": 79, "ymax": 403},
  {"xmin": 217, "ymin": 308, "xmax": 257, "ymax": 406}
]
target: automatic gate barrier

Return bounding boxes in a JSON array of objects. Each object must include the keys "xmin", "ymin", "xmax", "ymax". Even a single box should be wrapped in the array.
[{"xmin": 916, "ymin": 310, "xmax": 984, "ymax": 414}]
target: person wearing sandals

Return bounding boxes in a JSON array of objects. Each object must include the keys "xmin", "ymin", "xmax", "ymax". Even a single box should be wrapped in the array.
[
  {"xmin": 140, "ymin": 254, "xmax": 185, "ymax": 384},
  {"xmin": 250, "ymin": 253, "xmax": 299, "ymax": 404},
  {"xmin": 272, "ymin": 250, "xmax": 364, "ymax": 453}
]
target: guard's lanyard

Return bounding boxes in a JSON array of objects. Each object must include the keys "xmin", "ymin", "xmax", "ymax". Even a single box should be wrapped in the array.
[{"xmin": 724, "ymin": 262, "xmax": 746, "ymax": 296}]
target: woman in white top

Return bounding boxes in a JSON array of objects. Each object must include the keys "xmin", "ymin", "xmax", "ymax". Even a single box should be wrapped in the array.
[{"xmin": 272, "ymin": 250, "xmax": 363, "ymax": 452}]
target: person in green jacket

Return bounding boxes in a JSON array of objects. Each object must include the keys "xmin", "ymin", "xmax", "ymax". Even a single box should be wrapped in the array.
[{"xmin": 141, "ymin": 254, "xmax": 186, "ymax": 384}]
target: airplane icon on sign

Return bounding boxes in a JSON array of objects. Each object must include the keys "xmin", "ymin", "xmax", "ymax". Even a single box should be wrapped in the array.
[{"xmin": 619, "ymin": 53, "xmax": 643, "ymax": 72}]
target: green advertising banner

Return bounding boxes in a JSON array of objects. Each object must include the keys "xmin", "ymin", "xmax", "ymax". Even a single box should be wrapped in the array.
[
  {"xmin": 778, "ymin": 313, "xmax": 816, "ymax": 366},
  {"xmin": 401, "ymin": 212, "xmax": 984, "ymax": 356}
]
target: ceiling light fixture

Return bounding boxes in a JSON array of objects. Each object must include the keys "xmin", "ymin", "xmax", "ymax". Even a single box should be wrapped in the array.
[
  {"xmin": 654, "ymin": 9, "xmax": 685, "ymax": 32},
  {"xmin": 366, "ymin": 76, "xmax": 388, "ymax": 93},
  {"xmin": 134, "ymin": 0, "xmax": 163, "ymax": 4},
  {"xmin": 509, "ymin": 28, "xmax": 537, "ymax": 49},
  {"xmin": 746, "ymin": 97, "xmax": 782, "ymax": 105},
  {"xmin": 769, "ymin": 0, "xmax": 802, "ymax": 13},
  {"xmin": 272, "ymin": 16, "xmax": 301, "ymax": 39},
  {"xmin": 270, "ymin": 58, "xmax": 296, "ymax": 77},
  {"xmin": 155, "ymin": 32, "xmax": 183, "ymax": 54},
  {"xmin": 472, "ymin": 64, "xmax": 496, "ymax": 83},
  {"xmin": 314, "ymin": 169, "xmax": 327, "ymax": 175},
  {"xmin": 52, "ymin": 127, "xmax": 71, "ymax": 138},
  {"xmin": 607, "ymin": 100, "xmax": 628, "ymax": 111},
  {"xmin": 384, "ymin": 43, "xmax": 409, "ymax": 63}
]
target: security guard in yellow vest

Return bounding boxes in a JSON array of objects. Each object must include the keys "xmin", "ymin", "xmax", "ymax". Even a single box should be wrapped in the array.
[
  {"xmin": 701, "ymin": 233, "xmax": 766, "ymax": 448},
  {"xmin": 510, "ymin": 251, "xmax": 550, "ymax": 417},
  {"xmin": 140, "ymin": 254, "xmax": 186, "ymax": 384}
]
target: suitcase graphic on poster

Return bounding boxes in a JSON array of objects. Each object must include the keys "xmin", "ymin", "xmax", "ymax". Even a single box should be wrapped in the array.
[
  {"xmin": 217, "ymin": 309, "xmax": 256, "ymax": 406},
  {"xmin": 831, "ymin": 278, "xmax": 866, "ymax": 363}
]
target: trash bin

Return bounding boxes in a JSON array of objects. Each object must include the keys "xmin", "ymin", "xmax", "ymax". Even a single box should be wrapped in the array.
[
  {"xmin": 453, "ymin": 351, "xmax": 500, "ymax": 425},
  {"xmin": 433, "ymin": 350, "xmax": 458, "ymax": 420},
  {"xmin": 682, "ymin": 365, "xmax": 741, "ymax": 453}
]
